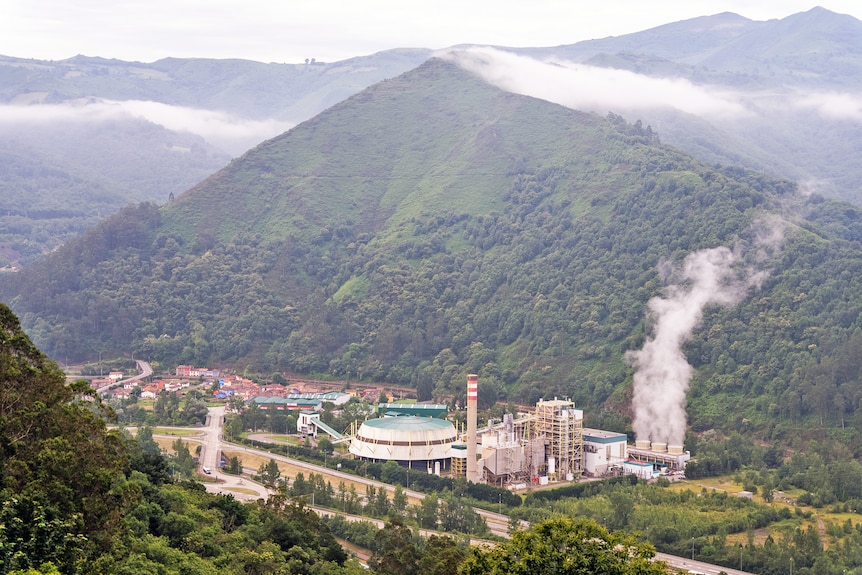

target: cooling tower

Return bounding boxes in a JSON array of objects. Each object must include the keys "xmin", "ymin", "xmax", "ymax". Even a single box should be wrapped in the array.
[
  {"xmin": 668, "ymin": 445, "xmax": 684, "ymax": 455},
  {"xmin": 635, "ymin": 439, "xmax": 651, "ymax": 450},
  {"xmin": 651, "ymin": 442, "xmax": 667, "ymax": 453},
  {"xmin": 467, "ymin": 374, "xmax": 479, "ymax": 482}
]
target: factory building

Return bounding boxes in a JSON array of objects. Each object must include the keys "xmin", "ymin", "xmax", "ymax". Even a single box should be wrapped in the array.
[
  {"xmin": 583, "ymin": 428, "xmax": 628, "ymax": 477},
  {"xmin": 533, "ymin": 398, "xmax": 584, "ymax": 481},
  {"xmin": 450, "ymin": 444, "xmax": 467, "ymax": 477},
  {"xmin": 345, "ymin": 375, "xmax": 688, "ymax": 486},
  {"xmin": 474, "ymin": 398, "xmax": 585, "ymax": 485},
  {"xmin": 481, "ymin": 413, "xmax": 529, "ymax": 485},
  {"xmin": 624, "ymin": 460, "xmax": 655, "ymax": 479},
  {"xmin": 348, "ymin": 415, "xmax": 457, "ymax": 473}
]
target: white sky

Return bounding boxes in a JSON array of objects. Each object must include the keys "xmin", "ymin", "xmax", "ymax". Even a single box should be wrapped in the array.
[{"xmin": 2, "ymin": 1, "xmax": 861, "ymax": 64}]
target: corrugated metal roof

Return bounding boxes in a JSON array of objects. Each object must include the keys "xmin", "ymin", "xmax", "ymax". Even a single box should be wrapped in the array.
[{"xmin": 584, "ymin": 428, "xmax": 627, "ymax": 444}]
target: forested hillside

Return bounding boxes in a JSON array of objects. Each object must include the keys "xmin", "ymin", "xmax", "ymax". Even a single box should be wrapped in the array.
[
  {"xmin": 0, "ymin": 118, "xmax": 228, "ymax": 265},
  {"xmin": 4, "ymin": 58, "xmax": 862, "ymax": 452}
]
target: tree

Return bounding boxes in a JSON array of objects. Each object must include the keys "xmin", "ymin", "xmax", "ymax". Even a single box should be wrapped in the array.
[
  {"xmin": 244, "ymin": 402, "xmax": 264, "ymax": 432},
  {"xmin": 225, "ymin": 415, "xmax": 244, "ymax": 440},
  {"xmin": 225, "ymin": 456, "xmax": 242, "ymax": 475},
  {"xmin": 317, "ymin": 437, "xmax": 334, "ymax": 457},
  {"xmin": 370, "ymin": 517, "xmax": 418, "ymax": 575},
  {"xmin": 255, "ymin": 458, "xmax": 282, "ymax": 486},
  {"xmin": 0, "ymin": 304, "xmax": 130, "ymax": 570},
  {"xmin": 392, "ymin": 484, "xmax": 408, "ymax": 516},
  {"xmin": 171, "ymin": 438, "xmax": 195, "ymax": 478},
  {"xmin": 460, "ymin": 517, "xmax": 674, "ymax": 575},
  {"xmin": 437, "ymin": 491, "xmax": 485, "ymax": 535},
  {"xmin": 136, "ymin": 425, "xmax": 161, "ymax": 455},
  {"xmin": 181, "ymin": 398, "xmax": 208, "ymax": 425},
  {"xmin": 292, "ymin": 472, "xmax": 310, "ymax": 496},
  {"xmin": 381, "ymin": 460, "xmax": 407, "ymax": 486},
  {"xmin": 269, "ymin": 411, "xmax": 289, "ymax": 433},
  {"xmin": 227, "ymin": 395, "xmax": 245, "ymax": 413},
  {"xmin": 415, "ymin": 492, "xmax": 439, "ymax": 530},
  {"xmin": 372, "ymin": 485, "xmax": 390, "ymax": 517},
  {"xmin": 417, "ymin": 535, "xmax": 465, "ymax": 575}
]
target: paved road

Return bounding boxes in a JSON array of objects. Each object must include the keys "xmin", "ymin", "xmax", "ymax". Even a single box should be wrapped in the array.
[
  {"xmin": 96, "ymin": 359, "xmax": 153, "ymax": 394},
  {"xmin": 656, "ymin": 552, "xmax": 756, "ymax": 575},
  {"xmin": 199, "ymin": 405, "xmax": 271, "ymax": 501}
]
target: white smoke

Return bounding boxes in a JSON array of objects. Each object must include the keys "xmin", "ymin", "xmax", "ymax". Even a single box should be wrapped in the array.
[{"xmin": 627, "ymin": 222, "xmax": 783, "ymax": 446}]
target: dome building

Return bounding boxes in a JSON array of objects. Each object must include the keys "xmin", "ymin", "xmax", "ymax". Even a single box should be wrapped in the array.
[{"xmin": 349, "ymin": 415, "xmax": 458, "ymax": 471}]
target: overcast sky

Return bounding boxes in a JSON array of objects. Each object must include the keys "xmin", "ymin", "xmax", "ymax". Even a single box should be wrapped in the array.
[{"xmin": 3, "ymin": 1, "xmax": 861, "ymax": 64}]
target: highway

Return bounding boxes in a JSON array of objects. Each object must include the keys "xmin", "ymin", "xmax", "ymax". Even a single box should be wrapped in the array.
[{"xmin": 95, "ymin": 359, "xmax": 153, "ymax": 394}]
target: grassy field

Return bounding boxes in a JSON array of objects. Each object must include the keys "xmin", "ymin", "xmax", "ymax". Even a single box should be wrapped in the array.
[{"xmin": 154, "ymin": 437, "xmax": 202, "ymax": 454}]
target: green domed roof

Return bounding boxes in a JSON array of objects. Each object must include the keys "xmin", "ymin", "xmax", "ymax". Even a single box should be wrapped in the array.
[{"xmin": 363, "ymin": 415, "xmax": 453, "ymax": 431}]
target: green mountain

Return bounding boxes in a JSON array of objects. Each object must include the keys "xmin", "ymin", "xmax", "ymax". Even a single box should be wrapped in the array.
[
  {"xmin": 0, "ymin": 116, "xmax": 229, "ymax": 265},
  {"xmin": 4, "ymin": 58, "xmax": 862, "ymax": 453},
  {"xmin": 0, "ymin": 50, "xmax": 431, "ymax": 266}
]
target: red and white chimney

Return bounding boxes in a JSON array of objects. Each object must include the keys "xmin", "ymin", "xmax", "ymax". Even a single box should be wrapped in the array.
[{"xmin": 466, "ymin": 373, "xmax": 479, "ymax": 482}]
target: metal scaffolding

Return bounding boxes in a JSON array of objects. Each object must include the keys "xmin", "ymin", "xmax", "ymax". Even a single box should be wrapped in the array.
[{"xmin": 534, "ymin": 399, "xmax": 584, "ymax": 480}]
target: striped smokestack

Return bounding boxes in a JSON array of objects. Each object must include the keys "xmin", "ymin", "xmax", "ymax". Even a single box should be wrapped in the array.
[{"xmin": 466, "ymin": 374, "xmax": 479, "ymax": 482}]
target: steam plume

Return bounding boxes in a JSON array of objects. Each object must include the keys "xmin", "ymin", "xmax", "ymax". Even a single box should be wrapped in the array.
[{"xmin": 627, "ymin": 226, "xmax": 782, "ymax": 446}]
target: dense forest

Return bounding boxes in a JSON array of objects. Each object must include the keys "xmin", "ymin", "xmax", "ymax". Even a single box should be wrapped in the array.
[{"xmin": 4, "ymin": 59, "xmax": 862, "ymax": 455}]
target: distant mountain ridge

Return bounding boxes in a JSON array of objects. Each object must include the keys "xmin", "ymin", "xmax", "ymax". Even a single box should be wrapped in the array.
[
  {"xmin": 0, "ymin": 48, "xmax": 433, "ymax": 120},
  {"xmin": 491, "ymin": 7, "xmax": 862, "ymax": 206},
  {"xmin": 513, "ymin": 6, "xmax": 862, "ymax": 88}
]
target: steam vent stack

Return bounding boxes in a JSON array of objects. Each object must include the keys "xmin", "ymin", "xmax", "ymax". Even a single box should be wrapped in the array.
[{"xmin": 467, "ymin": 374, "xmax": 479, "ymax": 482}]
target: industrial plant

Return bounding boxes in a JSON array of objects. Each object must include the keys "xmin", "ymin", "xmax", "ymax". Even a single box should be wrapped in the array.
[{"xmin": 341, "ymin": 374, "xmax": 690, "ymax": 488}]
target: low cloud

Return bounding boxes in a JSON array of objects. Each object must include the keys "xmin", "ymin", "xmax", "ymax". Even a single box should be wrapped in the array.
[
  {"xmin": 443, "ymin": 47, "xmax": 862, "ymax": 127},
  {"xmin": 442, "ymin": 47, "xmax": 748, "ymax": 118},
  {"xmin": 791, "ymin": 91, "xmax": 862, "ymax": 121},
  {"xmin": 0, "ymin": 99, "xmax": 292, "ymax": 155}
]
